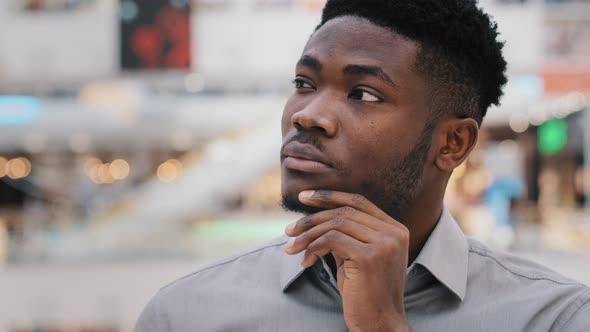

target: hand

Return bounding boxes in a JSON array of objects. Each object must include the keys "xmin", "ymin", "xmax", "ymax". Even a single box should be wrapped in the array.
[{"xmin": 284, "ymin": 190, "xmax": 411, "ymax": 332}]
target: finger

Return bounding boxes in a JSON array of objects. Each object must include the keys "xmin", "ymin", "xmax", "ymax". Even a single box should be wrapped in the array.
[
  {"xmin": 285, "ymin": 217, "xmax": 376, "ymax": 255},
  {"xmin": 300, "ymin": 230, "xmax": 365, "ymax": 268},
  {"xmin": 285, "ymin": 206, "xmax": 389, "ymax": 237},
  {"xmin": 299, "ymin": 190, "xmax": 393, "ymax": 223}
]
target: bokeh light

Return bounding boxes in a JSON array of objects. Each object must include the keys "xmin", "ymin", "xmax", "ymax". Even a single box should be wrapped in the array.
[
  {"xmin": 0, "ymin": 157, "xmax": 7, "ymax": 178},
  {"xmin": 109, "ymin": 159, "xmax": 131, "ymax": 180},
  {"xmin": 157, "ymin": 159, "xmax": 183, "ymax": 183},
  {"xmin": 6, "ymin": 157, "xmax": 32, "ymax": 179},
  {"xmin": 97, "ymin": 164, "xmax": 115, "ymax": 184},
  {"xmin": 84, "ymin": 158, "xmax": 103, "ymax": 177}
]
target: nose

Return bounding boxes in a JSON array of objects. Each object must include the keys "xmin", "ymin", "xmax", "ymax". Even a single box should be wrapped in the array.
[{"xmin": 291, "ymin": 92, "xmax": 338, "ymax": 137}]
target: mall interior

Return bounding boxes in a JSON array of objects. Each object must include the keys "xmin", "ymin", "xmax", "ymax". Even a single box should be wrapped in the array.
[{"xmin": 0, "ymin": 0, "xmax": 589, "ymax": 331}]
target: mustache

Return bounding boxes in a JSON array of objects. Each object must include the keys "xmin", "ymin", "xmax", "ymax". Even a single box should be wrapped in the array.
[{"xmin": 280, "ymin": 132, "xmax": 325, "ymax": 156}]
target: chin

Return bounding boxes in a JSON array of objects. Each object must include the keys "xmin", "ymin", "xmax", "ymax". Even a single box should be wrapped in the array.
[
  {"xmin": 281, "ymin": 192, "xmax": 324, "ymax": 215},
  {"xmin": 280, "ymin": 177, "xmax": 323, "ymax": 215},
  {"xmin": 281, "ymin": 170, "xmax": 314, "ymax": 196},
  {"xmin": 280, "ymin": 167, "xmax": 344, "ymax": 214}
]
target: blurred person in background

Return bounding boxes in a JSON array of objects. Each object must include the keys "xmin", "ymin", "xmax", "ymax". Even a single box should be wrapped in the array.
[{"xmin": 135, "ymin": 0, "xmax": 590, "ymax": 331}]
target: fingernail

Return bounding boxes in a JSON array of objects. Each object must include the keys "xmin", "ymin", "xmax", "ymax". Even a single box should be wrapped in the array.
[
  {"xmin": 285, "ymin": 222, "xmax": 296, "ymax": 234},
  {"xmin": 299, "ymin": 190, "xmax": 315, "ymax": 200}
]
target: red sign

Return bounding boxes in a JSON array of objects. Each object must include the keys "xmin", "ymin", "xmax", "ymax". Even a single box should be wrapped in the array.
[
  {"xmin": 540, "ymin": 64, "xmax": 590, "ymax": 95},
  {"xmin": 121, "ymin": 0, "xmax": 191, "ymax": 70}
]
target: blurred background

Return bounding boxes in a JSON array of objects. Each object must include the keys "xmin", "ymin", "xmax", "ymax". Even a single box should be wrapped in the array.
[{"xmin": 0, "ymin": 0, "xmax": 589, "ymax": 331}]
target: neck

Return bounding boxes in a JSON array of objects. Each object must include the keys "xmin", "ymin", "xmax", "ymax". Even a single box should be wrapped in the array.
[{"xmin": 400, "ymin": 185, "xmax": 446, "ymax": 264}]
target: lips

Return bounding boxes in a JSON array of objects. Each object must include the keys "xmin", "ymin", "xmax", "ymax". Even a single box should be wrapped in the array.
[{"xmin": 281, "ymin": 142, "xmax": 333, "ymax": 173}]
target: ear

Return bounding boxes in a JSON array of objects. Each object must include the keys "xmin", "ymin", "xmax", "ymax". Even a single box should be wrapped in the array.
[{"xmin": 434, "ymin": 118, "xmax": 479, "ymax": 172}]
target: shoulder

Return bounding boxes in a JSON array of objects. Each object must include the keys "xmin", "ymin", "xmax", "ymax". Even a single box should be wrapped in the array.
[
  {"xmin": 161, "ymin": 236, "xmax": 289, "ymax": 293},
  {"xmin": 153, "ymin": 236, "xmax": 289, "ymax": 304},
  {"xmin": 135, "ymin": 236, "xmax": 290, "ymax": 331},
  {"xmin": 467, "ymin": 238, "xmax": 587, "ymax": 288},
  {"xmin": 466, "ymin": 238, "xmax": 590, "ymax": 330}
]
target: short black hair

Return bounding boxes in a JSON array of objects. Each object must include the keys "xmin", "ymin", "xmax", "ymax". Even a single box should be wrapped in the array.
[{"xmin": 317, "ymin": 0, "xmax": 507, "ymax": 125}]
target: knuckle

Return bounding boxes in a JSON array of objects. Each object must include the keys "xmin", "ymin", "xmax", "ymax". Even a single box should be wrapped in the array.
[
  {"xmin": 297, "ymin": 231, "xmax": 310, "ymax": 243},
  {"xmin": 298, "ymin": 215, "xmax": 314, "ymax": 228},
  {"xmin": 306, "ymin": 241, "xmax": 320, "ymax": 253},
  {"xmin": 399, "ymin": 224, "xmax": 410, "ymax": 236},
  {"xmin": 328, "ymin": 218, "xmax": 346, "ymax": 229},
  {"xmin": 333, "ymin": 207, "xmax": 348, "ymax": 217},
  {"xmin": 389, "ymin": 225, "xmax": 409, "ymax": 240},
  {"xmin": 341, "ymin": 206, "xmax": 356, "ymax": 216},
  {"xmin": 378, "ymin": 233, "xmax": 400, "ymax": 251},
  {"xmin": 324, "ymin": 229, "xmax": 341, "ymax": 242},
  {"xmin": 350, "ymin": 193, "xmax": 366, "ymax": 205},
  {"xmin": 383, "ymin": 237, "xmax": 398, "ymax": 252},
  {"xmin": 397, "ymin": 227, "xmax": 410, "ymax": 241},
  {"xmin": 308, "ymin": 235, "xmax": 328, "ymax": 252}
]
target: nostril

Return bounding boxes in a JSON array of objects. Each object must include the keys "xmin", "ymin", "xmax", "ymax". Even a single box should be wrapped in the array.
[
  {"xmin": 293, "ymin": 121, "xmax": 326, "ymax": 134},
  {"xmin": 312, "ymin": 125, "xmax": 327, "ymax": 134},
  {"xmin": 291, "ymin": 109, "xmax": 335, "ymax": 136}
]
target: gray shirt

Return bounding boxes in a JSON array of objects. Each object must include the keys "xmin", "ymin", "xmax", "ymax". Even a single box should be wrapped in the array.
[{"xmin": 135, "ymin": 208, "xmax": 590, "ymax": 331}]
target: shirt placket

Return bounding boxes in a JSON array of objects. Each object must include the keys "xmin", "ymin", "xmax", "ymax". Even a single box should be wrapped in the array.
[{"xmin": 317, "ymin": 256, "xmax": 341, "ymax": 297}]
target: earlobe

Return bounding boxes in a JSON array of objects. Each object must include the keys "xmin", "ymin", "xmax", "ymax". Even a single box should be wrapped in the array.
[{"xmin": 435, "ymin": 118, "xmax": 479, "ymax": 173}]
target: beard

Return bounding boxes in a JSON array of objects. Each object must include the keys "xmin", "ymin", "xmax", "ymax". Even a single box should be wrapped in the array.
[{"xmin": 281, "ymin": 120, "xmax": 435, "ymax": 221}]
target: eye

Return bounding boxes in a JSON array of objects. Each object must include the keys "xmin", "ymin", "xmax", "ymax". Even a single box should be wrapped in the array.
[
  {"xmin": 349, "ymin": 88, "xmax": 382, "ymax": 102},
  {"xmin": 292, "ymin": 78, "xmax": 314, "ymax": 90}
]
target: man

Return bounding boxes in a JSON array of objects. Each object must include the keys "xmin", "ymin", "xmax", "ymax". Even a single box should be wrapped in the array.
[{"xmin": 135, "ymin": 0, "xmax": 590, "ymax": 331}]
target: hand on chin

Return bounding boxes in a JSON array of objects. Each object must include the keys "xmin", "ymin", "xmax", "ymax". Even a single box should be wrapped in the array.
[{"xmin": 284, "ymin": 190, "xmax": 411, "ymax": 332}]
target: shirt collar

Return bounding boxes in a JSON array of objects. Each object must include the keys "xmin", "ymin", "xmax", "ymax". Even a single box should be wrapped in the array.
[
  {"xmin": 280, "ymin": 240, "xmax": 306, "ymax": 291},
  {"xmin": 412, "ymin": 206, "xmax": 468, "ymax": 301},
  {"xmin": 280, "ymin": 206, "xmax": 469, "ymax": 301}
]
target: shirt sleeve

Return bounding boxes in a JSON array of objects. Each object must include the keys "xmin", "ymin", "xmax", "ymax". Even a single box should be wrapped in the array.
[
  {"xmin": 134, "ymin": 292, "xmax": 167, "ymax": 332},
  {"xmin": 560, "ymin": 298, "xmax": 590, "ymax": 332}
]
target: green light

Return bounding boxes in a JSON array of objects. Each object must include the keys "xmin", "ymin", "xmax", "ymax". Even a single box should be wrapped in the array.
[
  {"xmin": 193, "ymin": 219, "xmax": 293, "ymax": 241},
  {"xmin": 538, "ymin": 119, "xmax": 568, "ymax": 155}
]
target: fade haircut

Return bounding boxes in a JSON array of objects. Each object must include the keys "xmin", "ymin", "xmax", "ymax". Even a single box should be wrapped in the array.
[{"xmin": 317, "ymin": 0, "xmax": 507, "ymax": 125}]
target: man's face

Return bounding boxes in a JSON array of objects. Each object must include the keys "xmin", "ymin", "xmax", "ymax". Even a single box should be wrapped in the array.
[{"xmin": 281, "ymin": 16, "xmax": 434, "ymax": 220}]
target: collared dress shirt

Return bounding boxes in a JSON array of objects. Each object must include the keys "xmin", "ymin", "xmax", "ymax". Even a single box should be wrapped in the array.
[{"xmin": 135, "ymin": 208, "xmax": 590, "ymax": 331}]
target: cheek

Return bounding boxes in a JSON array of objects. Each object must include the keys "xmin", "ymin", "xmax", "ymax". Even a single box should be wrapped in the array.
[
  {"xmin": 281, "ymin": 94, "xmax": 305, "ymax": 137},
  {"xmin": 345, "ymin": 127, "xmax": 390, "ymax": 170},
  {"xmin": 281, "ymin": 99, "xmax": 295, "ymax": 137},
  {"xmin": 346, "ymin": 120, "xmax": 411, "ymax": 169},
  {"xmin": 281, "ymin": 110, "xmax": 289, "ymax": 137}
]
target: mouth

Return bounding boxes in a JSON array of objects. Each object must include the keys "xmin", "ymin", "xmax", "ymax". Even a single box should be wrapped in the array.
[{"xmin": 281, "ymin": 142, "xmax": 333, "ymax": 174}]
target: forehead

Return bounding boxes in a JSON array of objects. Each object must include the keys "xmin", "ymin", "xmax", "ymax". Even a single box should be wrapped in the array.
[{"xmin": 302, "ymin": 16, "xmax": 419, "ymax": 75}]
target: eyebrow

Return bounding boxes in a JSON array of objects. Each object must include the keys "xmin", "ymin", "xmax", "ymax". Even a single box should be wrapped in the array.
[
  {"xmin": 296, "ymin": 55, "xmax": 322, "ymax": 72},
  {"xmin": 296, "ymin": 55, "xmax": 396, "ymax": 87},
  {"xmin": 343, "ymin": 64, "xmax": 396, "ymax": 87}
]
